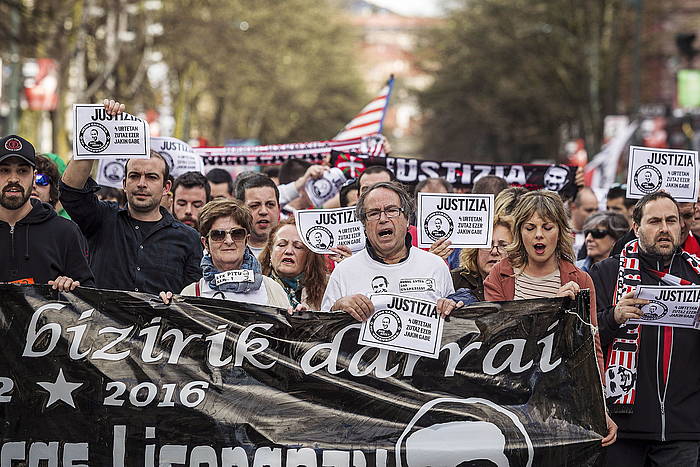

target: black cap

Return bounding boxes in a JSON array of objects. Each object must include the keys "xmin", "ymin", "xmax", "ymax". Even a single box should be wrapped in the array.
[{"xmin": 0, "ymin": 135, "xmax": 36, "ymax": 167}]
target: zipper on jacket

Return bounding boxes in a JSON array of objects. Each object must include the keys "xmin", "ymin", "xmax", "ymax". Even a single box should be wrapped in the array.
[
  {"xmin": 9, "ymin": 225, "xmax": 15, "ymax": 262},
  {"xmin": 655, "ymin": 258, "xmax": 672, "ymax": 442}
]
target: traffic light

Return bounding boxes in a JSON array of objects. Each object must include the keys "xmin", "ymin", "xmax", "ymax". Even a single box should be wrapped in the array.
[{"xmin": 676, "ymin": 33, "xmax": 698, "ymax": 61}]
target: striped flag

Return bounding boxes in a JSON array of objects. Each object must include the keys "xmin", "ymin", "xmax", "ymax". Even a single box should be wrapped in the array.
[{"xmin": 333, "ymin": 76, "xmax": 394, "ymax": 141}]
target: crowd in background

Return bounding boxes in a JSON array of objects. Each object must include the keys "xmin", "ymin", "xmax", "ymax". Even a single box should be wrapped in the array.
[{"xmin": 3, "ymin": 100, "xmax": 700, "ymax": 465}]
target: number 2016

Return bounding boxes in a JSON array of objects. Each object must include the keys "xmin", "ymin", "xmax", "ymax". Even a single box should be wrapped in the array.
[{"xmin": 103, "ymin": 381, "xmax": 209, "ymax": 408}]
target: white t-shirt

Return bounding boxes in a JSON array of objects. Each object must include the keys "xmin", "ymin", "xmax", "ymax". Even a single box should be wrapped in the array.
[
  {"xmin": 573, "ymin": 231, "xmax": 585, "ymax": 257},
  {"xmin": 248, "ymin": 245, "xmax": 264, "ymax": 259},
  {"xmin": 321, "ymin": 247, "xmax": 455, "ymax": 310}
]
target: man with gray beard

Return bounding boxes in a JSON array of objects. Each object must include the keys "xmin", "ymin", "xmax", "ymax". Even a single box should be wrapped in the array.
[
  {"xmin": 590, "ymin": 191, "xmax": 700, "ymax": 465},
  {"xmin": 0, "ymin": 135, "xmax": 93, "ymax": 289}
]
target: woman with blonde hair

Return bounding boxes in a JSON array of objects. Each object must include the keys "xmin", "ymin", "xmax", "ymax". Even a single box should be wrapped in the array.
[
  {"xmin": 450, "ymin": 216, "xmax": 513, "ymax": 303},
  {"xmin": 259, "ymin": 217, "xmax": 329, "ymax": 310},
  {"xmin": 483, "ymin": 189, "xmax": 617, "ymax": 446}
]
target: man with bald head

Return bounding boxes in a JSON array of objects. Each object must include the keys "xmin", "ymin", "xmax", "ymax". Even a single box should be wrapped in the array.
[{"xmin": 570, "ymin": 187, "xmax": 599, "ymax": 256}]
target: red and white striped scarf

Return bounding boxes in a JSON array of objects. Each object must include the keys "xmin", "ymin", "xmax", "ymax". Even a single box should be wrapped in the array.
[{"xmin": 606, "ymin": 240, "xmax": 700, "ymax": 411}]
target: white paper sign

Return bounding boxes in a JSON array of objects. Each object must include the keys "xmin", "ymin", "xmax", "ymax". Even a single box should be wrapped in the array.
[
  {"xmin": 294, "ymin": 207, "xmax": 365, "ymax": 254},
  {"xmin": 625, "ymin": 146, "xmax": 699, "ymax": 202},
  {"xmin": 96, "ymin": 137, "xmax": 202, "ymax": 187},
  {"xmin": 73, "ymin": 104, "xmax": 150, "ymax": 160},
  {"xmin": 629, "ymin": 285, "xmax": 700, "ymax": 329},
  {"xmin": 358, "ymin": 293, "xmax": 444, "ymax": 359},
  {"xmin": 417, "ymin": 193, "xmax": 494, "ymax": 248},
  {"xmin": 214, "ymin": 269, "xmax": 255, "ymax": 286},
  {"xmin": 305, "ymin": 167, "xmax": 347, "ymax": 207}
]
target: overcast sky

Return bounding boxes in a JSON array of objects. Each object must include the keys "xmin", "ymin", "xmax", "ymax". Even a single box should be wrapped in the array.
[{"xmin": 369, "ymin": 0, "xmax": 446, "ymax": 17}]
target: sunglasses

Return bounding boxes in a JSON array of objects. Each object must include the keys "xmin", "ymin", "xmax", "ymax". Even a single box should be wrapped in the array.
[
  {"xmin": 35, "ymin": 173, "xmax": 51, "ymax": 186},
  {"xmin": 208, "ymin": 228, "xmax": 248, "ymax": 243},
  {"xmin": 585, "ymin": 229, "xmax": 611, "ymax": 239}
]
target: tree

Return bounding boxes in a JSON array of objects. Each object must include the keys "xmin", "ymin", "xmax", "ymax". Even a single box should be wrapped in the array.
[
  {"xmin": 418, "ymin": 0, "xmax": 665, "ymax": 162},
  {"xmin": 157, "ymin": 0, "xmax": 367, "ymax": 144}
]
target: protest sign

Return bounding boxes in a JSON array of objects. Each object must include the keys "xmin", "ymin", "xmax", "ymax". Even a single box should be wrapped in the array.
[
  {"xmin": 0, "ymin": 285, "xmax": 606, "ymax": 465},
  {"xmin": 417, "ymin": 193, "xmax": 494, "ymax": 248},
  {"xmin": 96, "ymin": 136, "xmax": 201, "ymax": 187},
  {"xmin": 305, "ymin": 167, "xmax": 347, "ymax": 207},
  {"xmin": 625, "ymin": 146, "xmax": 700, "ymax": 202},
  {"xmin": 328, "ymin": 151, "xmax": 579, "ymax": 199},
  {"xmin": 629, "ymin": 285, "xmax": 700, "ymax": 329},
  {"xmin": 72, "ymin": 104, "xmax": 150, "ymax": 160},
  {"xmin": 358, "ymin": 293, "xmax": 444, "ymax": 359},
  {"xmin": 295, "ymin": 206, "xmax": 365, "ymax": 254}
]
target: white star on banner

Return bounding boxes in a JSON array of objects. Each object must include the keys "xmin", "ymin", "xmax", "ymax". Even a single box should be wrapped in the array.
[{"xmin": 37, "ymin": 368, "xmax": 83, "ymax": 409}]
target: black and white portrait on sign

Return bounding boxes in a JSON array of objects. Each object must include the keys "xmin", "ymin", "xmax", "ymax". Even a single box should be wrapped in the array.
[
  {"xmin": 371, "ymin": 276, "xmax": 389, "ymax": 294},
  {"xmin": 542, "ymin": 165, "xmax": 570, "ymax": 192}
]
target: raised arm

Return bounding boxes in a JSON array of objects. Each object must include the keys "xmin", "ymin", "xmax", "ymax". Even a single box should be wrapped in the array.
[{"xmin": 62, "ymin": 99, "xmax": 125, "ymax": 189}]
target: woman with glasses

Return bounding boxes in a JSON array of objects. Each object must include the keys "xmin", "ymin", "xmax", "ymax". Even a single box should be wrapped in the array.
[
  {"xmin": 450, "ymin": 216, "xmax": 513, "ymax": 303},
  {"xmin": 483, "ymin": 190, "xmax": 617, "ymax": 446},
  {"xmin": 575, "ymin": 211, "xmax": 628, "ymax": 272},
  {"xmin": 259, "ymin": 218, "xmax": 329, "ymax": 310},
  {"xmin": 160, "ymin": 199, "xmax": 290, "ymax": 307}
]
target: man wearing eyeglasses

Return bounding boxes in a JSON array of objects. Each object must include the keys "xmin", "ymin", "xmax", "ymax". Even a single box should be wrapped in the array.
[
  {"xmin": 0, "ymin": 134, "xmax": 94, "ymax": 290},
  {"xmin": 60, "ymin": 100, "xmax": 202, "ymax": 295},
  {"xmin": 322, "ymin": 181, "xmax": 461, "ymax": 319}
]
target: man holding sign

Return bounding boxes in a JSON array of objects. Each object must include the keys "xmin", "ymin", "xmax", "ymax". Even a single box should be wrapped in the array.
[
  {"xmin": 590, "ymin": 192, "xmax": 700, "ymax": 464},
  {"xmin": 321, "ymin": 181, "xmax": 461, "ymax": 320},
  {"xmin": 60, "ymin": 100, "xmax": 202, "ymax": 294}
]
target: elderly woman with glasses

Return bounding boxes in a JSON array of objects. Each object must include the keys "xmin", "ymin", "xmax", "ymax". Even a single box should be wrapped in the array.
[
  {"xmin": 575, "ymin": 211, "xmax": 629, "ymax": 272},
  {"xmin": 160, "ymin": 199, "xmax": 290, "ymax": 307},
  {"xmin": 450, "ymin": 216, "xmax": 513, "ymax": 303}
]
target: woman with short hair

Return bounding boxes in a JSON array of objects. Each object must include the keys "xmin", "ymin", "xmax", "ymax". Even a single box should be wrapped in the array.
[
  {"xmin": 259, "ymin": 218, "xmax": 329, "ymax": 310},
  {"xmin": 575, "ymin": 211, "xmax": 629, "ymax": 272},
  {"xmin": 160, "ymin": 199, "xmax": 290, "ymax": 307}
]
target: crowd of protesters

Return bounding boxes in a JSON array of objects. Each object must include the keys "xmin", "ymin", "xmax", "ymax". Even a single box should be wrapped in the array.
[{"xmin": 4, "ymin": 99, "xmax": 700, "ymax": 464}]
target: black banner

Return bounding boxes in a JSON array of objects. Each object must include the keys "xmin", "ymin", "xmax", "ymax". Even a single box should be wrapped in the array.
[
  {"xmin": 0, "ymin": 285, "xmax": 605, "ymax": 465},
  {"xmin": 330, "ymin": 151, "xmax": 579, "ymax": 200}
]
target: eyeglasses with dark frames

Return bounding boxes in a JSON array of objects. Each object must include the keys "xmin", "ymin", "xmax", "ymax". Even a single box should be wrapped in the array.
[{"xmin": 208, "ymin": 228, "xmax": 248, "ymax": 242}]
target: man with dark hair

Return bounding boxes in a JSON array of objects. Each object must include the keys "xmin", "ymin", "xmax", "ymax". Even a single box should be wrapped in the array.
[
  {"xmin": 278, "ymin": 158, "xmax": 311, "ymax": 185},
  {"xmin": 322, "ymin": 181, "xmax": 460, "ymax": 318},
  {"xmin": 60, "ymin": 99, "xmax": 202, "ymax": 294},
  {"xmin": 472, "ymin": 175, "xmax": 508, "ymax": 196},
  {"xmin": 0, "ymin": 134, "xmax": 94, "ymax": 290},
  {"xmin": 569, "ymin": 187, "xmax": 599, "ymax": 256},
  {"xmin": 340, "ymin": 179, "xmax": 359, "ymax": 207},
  {"xmin": 96, "ymin": 186, "xmax": 126, "ymax": 207},
  {"xmin": 358, "ymin": 166, "xmax": 396, "ymax": 194},
  {"xmin": 590, "ymin": 191, "xmax": 700, "ymax": 465},
  {"xmin": 606, "ymin": 185, "xmax": 636, "ymax": 227},
  {"xmin": 234, "ymin": 173, "xmax": 281, "ymax": 258},
  {"xmin": 261, "ymin": 165, "xmax": 280, "ymax": 184},
  {"xmin": 172, "ymin": 171, "xmax": 210, "ymax": 230},
  {"xmin": 32, "ymin": 154, "xmax": 61, "ymax": 208},
  {"xmin": 206, "ymin": 168, "xmax": 234, "ymax": 199}
]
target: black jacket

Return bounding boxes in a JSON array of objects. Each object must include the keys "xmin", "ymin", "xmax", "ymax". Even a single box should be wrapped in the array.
[
  {"xmin": 0, "ymin": 199, "xmax": 94, "ymax": 286},
  {"xmin": 591, "ymin": 250, "xmax": 700, "ymax": 441},
  {"xmin": 60, "ymin": 178, "xmax": 202, "ymax": 294}
]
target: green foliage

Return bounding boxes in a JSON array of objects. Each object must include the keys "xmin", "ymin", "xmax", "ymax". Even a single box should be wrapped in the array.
[
  {"xmin": 157, "ymin": 0, "xmax": 367, "ymax": 144},
  {"xmin": 419, "ymin": 0, "xmax": 640, "ymax": 162}
]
